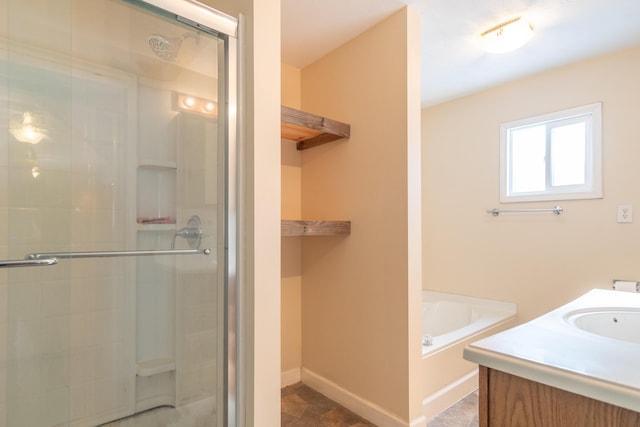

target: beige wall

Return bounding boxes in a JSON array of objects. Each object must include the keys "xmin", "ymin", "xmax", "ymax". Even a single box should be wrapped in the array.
[
  {"xmin": 245, "ymin": 0, "xmax": 282, "ymax": 424},
  {"xmin": 422, "ymin": 45, "xmax": 640, "ymax": 324},
  {"xmin": 300, "ymin": 7, "xmax": 423, "ymax": 424},
  {"xmin": 200, "ymin": 0, "xmax": 282, "ymax": 424},
  {"xmin": 281, "ymin": 63, "xmax": 301, "ymax": 109},
  {"xmin": 281, "ymin": 63, "xmax": 303, "ymax": 379}
]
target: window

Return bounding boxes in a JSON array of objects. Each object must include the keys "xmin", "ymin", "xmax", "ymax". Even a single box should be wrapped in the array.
[{"xmin": 500, "ymin": 103, "xmax": 602, "ymax": 203}]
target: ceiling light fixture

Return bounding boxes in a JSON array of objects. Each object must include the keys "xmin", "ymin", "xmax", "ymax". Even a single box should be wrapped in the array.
[
  {"xmin": 9, "ymin": 112, "xmax": 46, "ymax": 144},
  {"xmin": 175, "ymin": 93, "xmax": 217, "ymax": 118},
  {"xmin": 481, "ymin": 17, "xmax": 533, "ymax": 54}
]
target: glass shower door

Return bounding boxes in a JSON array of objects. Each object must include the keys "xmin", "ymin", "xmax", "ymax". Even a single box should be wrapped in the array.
[{"xmin": 0, "ymin": 0, "xmax": 236, "ymax": 425}]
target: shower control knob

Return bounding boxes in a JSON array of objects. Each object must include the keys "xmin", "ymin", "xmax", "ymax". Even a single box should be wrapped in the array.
[{"xmin": 174, "ymin": 215, "xmax": 203, "ymax": 249}]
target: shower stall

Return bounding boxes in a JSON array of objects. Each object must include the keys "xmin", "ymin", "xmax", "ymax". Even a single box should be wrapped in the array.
[{"xmin": 0, "ymin": 0, "xmax": 238, "ymax": 426}]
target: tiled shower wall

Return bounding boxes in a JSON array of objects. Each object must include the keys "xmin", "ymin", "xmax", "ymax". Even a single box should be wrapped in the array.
[
  {"xmin": 2, "ymin": 61, "xmax": 135, "ymax": 426},
  {"xmin": 176, "ymin": 112, "xmax": 218, "ymax": 405}
]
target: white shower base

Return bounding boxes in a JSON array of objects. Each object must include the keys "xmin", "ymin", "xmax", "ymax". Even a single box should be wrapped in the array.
[{"xmin": 101, "ymin": 398, "xmax": 215, "ymax": 427}]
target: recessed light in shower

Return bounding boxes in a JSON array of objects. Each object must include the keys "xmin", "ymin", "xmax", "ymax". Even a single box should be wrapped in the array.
[{"xmin": 183, "ymin": 97, "xmax": 196, "ymax": 108}]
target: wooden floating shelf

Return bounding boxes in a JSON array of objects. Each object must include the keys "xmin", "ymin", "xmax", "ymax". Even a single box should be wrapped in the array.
[
  {"xmin": 281, "ymin": 105, "xmax": 350, "ymax": 150},
  {"xmin": 281, "ymin": 220, "xmax": 351, "ymax": 237}
]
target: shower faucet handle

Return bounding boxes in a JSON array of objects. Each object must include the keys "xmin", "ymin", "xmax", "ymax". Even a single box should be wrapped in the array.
[
  {"xmin": 175, "ymin": 215, "xmax": 203, "ymax": 249},
  {"xmin": 176, "ymin": 226, "xmax": 202, "ymax": 239}
]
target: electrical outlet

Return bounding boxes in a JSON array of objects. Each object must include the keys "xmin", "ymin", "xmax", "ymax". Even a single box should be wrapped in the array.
[{"xmin": 617, "ymin": 205, "xmax": 633, "ymax": 223}]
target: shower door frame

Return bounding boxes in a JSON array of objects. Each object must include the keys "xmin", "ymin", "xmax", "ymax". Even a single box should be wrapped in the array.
[
  {"xmin": 81, "ymin": 0, "xmax": 242, "ymax": 423},
  {"xmin": 126, "ymin": 1, "xmax": 241, "ymax": 425}
]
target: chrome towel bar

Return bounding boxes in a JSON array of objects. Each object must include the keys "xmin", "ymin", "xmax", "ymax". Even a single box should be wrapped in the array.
[
  {"xmin": 486, "ymin": 206, "xmax": 563, "ymax": 216},
  {"xmin": 0, "ymin": 248, "xmax": 210, "ymax": 269},
  {"xmin": 26, "ymin": 248, "xmax": 211, "ymax": 260},
  {"xmin": 0, "ymin": 258, "xmax": 58, "ymax": 268}
]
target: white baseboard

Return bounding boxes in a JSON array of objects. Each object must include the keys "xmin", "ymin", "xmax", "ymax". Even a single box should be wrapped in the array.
[
  {"xmin": 423, "ymin": 369, "xmax": 478, "ymax": 421},
  {"xmin": 301, "ymin": 368, "xmax": 426, "ymax": 427},
  {"xmin": 281, "ymin": 368, "xmax": 301, "ymax": 388},
  {"xmin": 410, "ymin": 415, "xmax": 428, "ymax": 427}
]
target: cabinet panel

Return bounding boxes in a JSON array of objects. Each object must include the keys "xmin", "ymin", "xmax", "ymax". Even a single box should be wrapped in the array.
[{"xmin": 481, "ymin": 367, "xmax": 640, "ymax": 427}]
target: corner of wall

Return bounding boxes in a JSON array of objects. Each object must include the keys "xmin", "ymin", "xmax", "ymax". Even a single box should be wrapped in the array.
[
  {"xmin": 281, "ymin": 61, "xmax": 303, "ymax": 385},
  {"xmin": 281, "ymin": 63, "xmax": 302, "ymax": 109}
]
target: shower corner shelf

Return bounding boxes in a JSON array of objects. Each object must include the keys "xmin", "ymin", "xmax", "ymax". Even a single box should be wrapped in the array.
[
  {"xmin": 136, "ymin": 358, "xmax": 176, "ymax": 377},
  {"xmin": 138, "ymin": 160, "xmax": 177, "ymax": 169},
  {"xmin": 281, "ymin": 220, "xmax": 351, "ymax": 237},
  {"xmin": 281, "ymin": 105, "xmax": 350, "ymax": 151},
  {"xmin": 137, "ymin": 223, "xmax": 176, "ymax": 232}
]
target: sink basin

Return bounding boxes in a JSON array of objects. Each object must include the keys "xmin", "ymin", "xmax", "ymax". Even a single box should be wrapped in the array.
[{"xmin": 565, "ymin": 308, "xmax": 640, "ymax": 344}]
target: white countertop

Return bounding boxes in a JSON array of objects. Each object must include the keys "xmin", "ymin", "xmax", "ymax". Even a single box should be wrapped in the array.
[{"xmin": 463, "ymin": 288, "xmax": 640, "ymax": 413}]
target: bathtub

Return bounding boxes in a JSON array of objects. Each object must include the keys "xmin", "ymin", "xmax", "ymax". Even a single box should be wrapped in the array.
[{"xmin": 421, "ymin": 291, "xmax": 516, "ymax": 420}]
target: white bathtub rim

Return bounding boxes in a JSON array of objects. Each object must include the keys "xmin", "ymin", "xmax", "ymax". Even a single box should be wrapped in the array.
[
  {"xmin": 422, "ymin": 290, "xmax": 517, "ymax": 357},
  {"xmin": 422, "ymin": 315, "xmax": 516, "ymax": 357},
  {"xmin": 422, "ymin": 290, "xmax": 516, "ymax": 309}
]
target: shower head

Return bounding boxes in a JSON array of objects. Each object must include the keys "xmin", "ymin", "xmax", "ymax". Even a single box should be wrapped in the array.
[
  {"xmin": 148, "ymin": 32, "xmax": 199, "ymax": 63},
  {"xmin": 148, "ymin": 34, "xmax": 182, "ymax": 62}
]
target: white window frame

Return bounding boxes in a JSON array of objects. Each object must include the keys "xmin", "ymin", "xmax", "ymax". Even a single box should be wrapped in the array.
[{"xmin": 500, "ymin": 102, "xmax": 602, "ymax": 203}]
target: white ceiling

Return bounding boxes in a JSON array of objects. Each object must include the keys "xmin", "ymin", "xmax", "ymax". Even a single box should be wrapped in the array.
[{"xmin": 281, "ymin": 0, "xmax": 640, "ymax": 107}]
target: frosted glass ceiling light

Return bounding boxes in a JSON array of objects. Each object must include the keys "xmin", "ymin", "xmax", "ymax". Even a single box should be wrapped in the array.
[{"xmin": 481, "ymin": 17, "xmax": 533, "ymax": 54}]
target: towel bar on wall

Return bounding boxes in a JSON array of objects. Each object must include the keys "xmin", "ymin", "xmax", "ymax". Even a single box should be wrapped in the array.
[{"xmin": 486, "ymin": 206, "xmax": 563, "ymax": 216}]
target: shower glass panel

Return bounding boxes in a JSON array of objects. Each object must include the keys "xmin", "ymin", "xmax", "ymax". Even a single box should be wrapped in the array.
[{"xmin": 0, "ymin": 0, "xmax": 235, "ymax": 425}]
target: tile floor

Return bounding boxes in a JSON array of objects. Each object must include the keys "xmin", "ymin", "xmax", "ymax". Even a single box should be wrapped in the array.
[
  {"xmin": 97, "ymin": 384, "xmax": 477, "ymax": 426},
  {"xmin": 281, "ymin": 383, "xmax": 479, "ymax": 427},
  {"xmin": 281, "ymin": 383, "xmax": 375, "ymax": 426},
  {"xmin": 427, "ymin": 390, "xmax": 478, "ymax": 427}
]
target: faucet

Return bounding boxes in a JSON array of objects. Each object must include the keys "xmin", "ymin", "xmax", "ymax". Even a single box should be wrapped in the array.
[
  {"xmin": 172, "ymin": 215, "xmax": 203, "ymax": 249},
  {"xmin": 422, "ymin": 334, "xmax": 433, "ymax": 346}
]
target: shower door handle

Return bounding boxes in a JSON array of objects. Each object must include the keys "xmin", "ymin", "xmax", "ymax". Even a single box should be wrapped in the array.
[
  {"xmin": 0, "ymin": 258, "xmax": 58, "ymax": 268},
  {"xmin": 26, "ymin": 248, "xmax": 211, "ymax": 260}
]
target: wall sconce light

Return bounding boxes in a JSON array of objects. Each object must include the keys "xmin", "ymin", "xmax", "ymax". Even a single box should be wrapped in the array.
[
  {"xmin": 9, "ymin": 112, "xmax": 46, "ymax": 144},
  {"xmin": 176, "ymin": 93, "xmax": 217, "ymax": 118},
  {"xmin": 481, "ymin": 17, "xmax": 533, "ymax": 54}
]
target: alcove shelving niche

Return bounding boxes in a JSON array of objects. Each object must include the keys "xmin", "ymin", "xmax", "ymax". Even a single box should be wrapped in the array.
[{"xmin": 280, "ymin": 106, "xmax": 351, "ymax": 237}]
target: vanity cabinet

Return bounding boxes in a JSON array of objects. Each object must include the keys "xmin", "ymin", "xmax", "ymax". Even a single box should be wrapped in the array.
[{"xmin": 479, "ymin": 366, "xmax": 640, "ymax": 427}]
